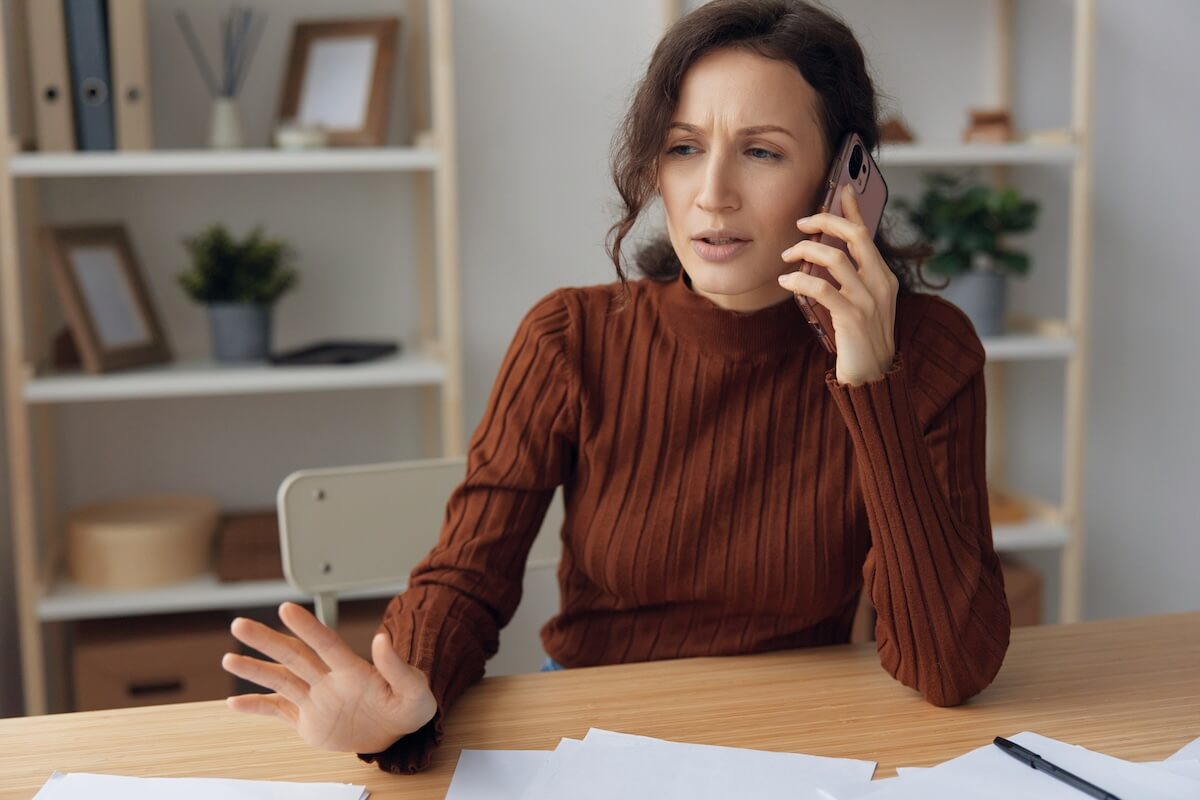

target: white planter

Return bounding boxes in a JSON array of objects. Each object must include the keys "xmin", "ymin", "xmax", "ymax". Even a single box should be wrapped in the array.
[
  {"xmin": 938, "ymin": 255, "xmax": 1009, "ymax": 337},
  {"xmin": 208, "ymin": 97, "xmax": 244, "ymax": 149}
]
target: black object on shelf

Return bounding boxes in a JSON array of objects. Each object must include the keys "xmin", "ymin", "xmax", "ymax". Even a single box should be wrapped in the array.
[{"xmin": 269, "ymin": 340, "xmax": 400, "ymax": 366}]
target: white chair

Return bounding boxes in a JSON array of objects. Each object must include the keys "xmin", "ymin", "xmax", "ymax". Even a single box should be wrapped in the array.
[{"xmin": 275, "ymin": 456, "xmax": 564, "ymax": 659}]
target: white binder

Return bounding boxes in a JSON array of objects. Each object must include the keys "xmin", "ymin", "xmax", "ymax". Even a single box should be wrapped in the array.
[
  {"xmin": 109, "ymin": 0, "xmax": 154, "ymax": 150},
  {"xmin": 26, "ymin": 0, "xmax": 76, "ymax": 151}
]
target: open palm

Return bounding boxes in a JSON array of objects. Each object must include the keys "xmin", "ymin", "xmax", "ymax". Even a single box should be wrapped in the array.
[{"xmin": 222, "ymin": 601, "xmax": 436, "ymax": 754}]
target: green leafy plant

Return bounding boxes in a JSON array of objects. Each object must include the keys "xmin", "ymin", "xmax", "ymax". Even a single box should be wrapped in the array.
[
  {"xmin": 893, "ymin": 171, "xmax": 1040, "ymax": 278},
  {"xmin": 177, "ymin": 224, "xmax": 299, "ymax": 305}
]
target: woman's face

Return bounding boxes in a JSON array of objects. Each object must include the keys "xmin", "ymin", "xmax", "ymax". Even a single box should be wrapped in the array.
[{"xmin": 657, "ymin": 47, "xmax": 829, "ymax": 312}]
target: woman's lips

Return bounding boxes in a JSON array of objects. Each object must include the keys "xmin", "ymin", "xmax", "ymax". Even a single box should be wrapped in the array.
[{"xmin": 692, "ymin": 238, "xmax": 752, "ymax": 262}]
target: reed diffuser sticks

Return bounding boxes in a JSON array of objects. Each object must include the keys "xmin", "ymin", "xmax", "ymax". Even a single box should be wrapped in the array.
[{"xmin": 176, "ymin": 6, "xmax": 266, "ymax": 99}]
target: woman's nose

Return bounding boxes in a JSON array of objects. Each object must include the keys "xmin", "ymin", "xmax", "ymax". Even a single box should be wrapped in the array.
[{"xmin": 695, "ymin": 156, "xmax": 739, "ymax": 212}]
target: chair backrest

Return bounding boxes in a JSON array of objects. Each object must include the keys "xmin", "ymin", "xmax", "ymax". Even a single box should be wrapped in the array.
[{"xmin": 276, "ymin": 456, "xmax": 563, "ymax": 626}]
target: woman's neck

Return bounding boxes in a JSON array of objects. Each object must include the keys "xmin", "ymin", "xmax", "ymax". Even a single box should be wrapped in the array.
[{"xmin": 683, "ymin": 270, "xmax": 795, "ymax": 313}]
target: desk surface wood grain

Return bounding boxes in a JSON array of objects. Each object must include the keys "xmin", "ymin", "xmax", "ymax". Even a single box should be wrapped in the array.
[{"xmin": 2, "ymin": 613, "xmax": 1197, "ymax": 798}]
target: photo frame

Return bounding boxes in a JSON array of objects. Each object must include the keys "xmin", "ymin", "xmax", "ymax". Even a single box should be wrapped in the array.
[
  {"xmin": 41, "ymin": 224, "xmax": 172, "ymax": 374},
  {"xmin": 277, "ymin": 17, "xmax": 400, "ymax": 147}
]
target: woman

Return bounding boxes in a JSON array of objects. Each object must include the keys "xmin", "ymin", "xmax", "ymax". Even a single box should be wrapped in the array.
[{"xmin": 222, "ymin": 0, "xmax": 1011, "ymax": 775}]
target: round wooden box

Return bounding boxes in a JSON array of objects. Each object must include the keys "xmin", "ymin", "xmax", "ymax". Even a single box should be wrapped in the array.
[{"xmin": 66, "ymin": 494, "xmax": 221, "ymax": 590}]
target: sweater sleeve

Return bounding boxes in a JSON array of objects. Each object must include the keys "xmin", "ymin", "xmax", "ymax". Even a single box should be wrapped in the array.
[
  {"xmin": 358, "ymin": 289, "xmax": 578, "ymax": 774},
  {"xmin": 823, "ymin": 295, "xmax": 1011, "ymax": 707}
]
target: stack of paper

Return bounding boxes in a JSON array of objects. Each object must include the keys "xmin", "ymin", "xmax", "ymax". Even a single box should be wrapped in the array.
[
  {"xmin": 446, "ymin": 729, "xmax": 1200, "ymax": 800},
  {"xmin": 32, "ymin": 772, "xmax": 368, "ymax": 799},
  {"xmin": 845, "ymin": 731, "xmax": 1200, "ymax": 799},
  {"xmin": 446, "ymin": 728, "xmax": 877, "ymax": 799}
]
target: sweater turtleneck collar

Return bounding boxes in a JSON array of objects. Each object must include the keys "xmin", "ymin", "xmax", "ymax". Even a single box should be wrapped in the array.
[{"xmin": 655, "ymin": 268, "xmax": 818, "ymax": 361}]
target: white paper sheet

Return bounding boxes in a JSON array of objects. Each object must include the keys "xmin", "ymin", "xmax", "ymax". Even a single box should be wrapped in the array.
[
  {"xmin": 518, "ymin": 738, "xmax": 584, "ymax": 800},
  {"xmin": 1169, "ymin": 735, "xmax": 1200, "ymax": 762},
  {"xmin": 513, "ymin": 729, "xmax": 876, "ymax": 800},
  {"xmin": 581, "ymin": 728, "xmax": 876, "ymax": 783},
  {"xmin": 444, "ymin": 750, "xmax": 553, "ymax": 800},
  {"xmin": 1148, "ymin": 759, "xmax": 1200, "ymax": 780},
  {"xmin": 32, "ymin": 772, "xmax": 368, "ymax": 800},
  {"xmin": 840, "ymin": 732, "xmax": 1200, "ymax": 800},
  {"xmin": 447, "ymin": 728, "xmax": 1200, "ymax": 800}
]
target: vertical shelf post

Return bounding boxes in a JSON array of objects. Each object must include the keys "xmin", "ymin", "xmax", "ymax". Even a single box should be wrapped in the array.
[
  {"xmin": 0, "ymin": 9, "xmax": 48, "ymax": 714},
  {"xmin": 430, "ymin": 0, "xmax": 465, "ymax": 456},
  {"xmin": 1060, "ymin": 0, "xmax": 1096, "ymax": 623}
]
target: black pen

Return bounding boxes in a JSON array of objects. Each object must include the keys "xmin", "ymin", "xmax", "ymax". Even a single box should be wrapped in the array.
[{"xmin": 993, "ymin": 736, "xmax": 1124, "ymax": 800}]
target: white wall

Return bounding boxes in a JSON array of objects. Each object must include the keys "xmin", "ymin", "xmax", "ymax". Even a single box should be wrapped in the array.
[
  {"xmin": 3, "ymin": 0, "xmax": 1198, "ymax": 714},
  {"xmin": 1063, "ymin": 0, "xmax": 1200, "ymax": 617}
]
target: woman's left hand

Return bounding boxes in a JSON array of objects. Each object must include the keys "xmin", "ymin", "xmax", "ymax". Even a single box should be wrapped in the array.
[{"xmin": 778, "ymin": 184, "xmax": 899, "ymax": 386}]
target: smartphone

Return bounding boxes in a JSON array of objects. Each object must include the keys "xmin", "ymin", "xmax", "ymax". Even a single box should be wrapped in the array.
[{"xmin": 792, "ymin": 131, "xmax": 889, "ymax": 354}]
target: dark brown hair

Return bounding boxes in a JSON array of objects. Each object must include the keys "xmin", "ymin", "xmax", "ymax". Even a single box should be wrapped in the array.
[{"xmin": 604, "ymin": 0, "xmax": 933, "ymax": 294}]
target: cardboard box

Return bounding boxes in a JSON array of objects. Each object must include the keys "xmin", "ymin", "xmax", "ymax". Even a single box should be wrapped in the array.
[
  {"xmin": 73, "ymin": 612, "xmax": 234, "ymax": 711},
  {"xmin": 337, "ymin": 598, "xmax": 394, "ymax": 661},
  {"xmin": 214, "ymin": 510, "xmax": 283, "ymax": 582},
  {"xmin": 1000, "ymin": 555, "xmax": 1043, "ymax": 627}
]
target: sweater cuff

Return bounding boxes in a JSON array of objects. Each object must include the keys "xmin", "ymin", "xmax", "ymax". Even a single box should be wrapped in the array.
[
  {"xmin": 823, "ymin": 352, "xmax": 917, "ymax": 477},
  {"xmin": 356, "ymin": 607, "xmax": 488, "ymax": 774}
]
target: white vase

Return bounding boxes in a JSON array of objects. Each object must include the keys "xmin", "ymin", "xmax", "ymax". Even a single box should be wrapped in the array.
[{"xmin": 208, "ymin": 97, "xmax": 244, "ymax": 149}]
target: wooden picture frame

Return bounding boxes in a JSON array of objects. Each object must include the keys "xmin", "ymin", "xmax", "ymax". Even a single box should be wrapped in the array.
[
  {"xmin": 41, "ymin": 224, "xmax": 171, "ymax": 374},
  {"xmin": 277, "ymin": 18, "xmax": 400, "ymax": 147}
]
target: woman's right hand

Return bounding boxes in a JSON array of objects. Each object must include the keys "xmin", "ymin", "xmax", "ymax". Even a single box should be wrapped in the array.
[{"xmin": 222, "ymin": 601, "xmax": 437, "ymax": 754}]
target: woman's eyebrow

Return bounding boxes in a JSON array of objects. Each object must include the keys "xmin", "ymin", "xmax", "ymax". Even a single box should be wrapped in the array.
[{"xmin": 669, "ymin": 122, "xmax": 797, "ymax": 141}]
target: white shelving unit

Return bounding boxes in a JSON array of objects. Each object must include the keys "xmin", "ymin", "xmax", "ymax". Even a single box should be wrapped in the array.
[{"xmin": 0, "ymin": 0, "xmax": 465, "ymax": 715}]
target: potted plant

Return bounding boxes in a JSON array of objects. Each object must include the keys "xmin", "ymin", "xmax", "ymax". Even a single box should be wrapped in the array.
[
  {"xmin": 894, "ymin": 171, "xmax": 1040, "ymax": 336},
  {"xmin": 178, "ymin": 224, "xmax": 299, "ymax": 362}
]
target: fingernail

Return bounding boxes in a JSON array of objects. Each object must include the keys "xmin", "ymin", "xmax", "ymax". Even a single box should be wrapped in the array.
[
  {"xmin": 797, "ymin": 216, "xmax": 811, "ymax": 225},
  {"xmin": 777, "ymin": 274, "xmax": 788, "ymax": 284}
]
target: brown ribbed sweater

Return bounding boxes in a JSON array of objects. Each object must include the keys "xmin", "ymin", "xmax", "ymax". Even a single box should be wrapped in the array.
[{"xmin": 363, "ymin": 268, "xmax": 1011, "ymax": 774}]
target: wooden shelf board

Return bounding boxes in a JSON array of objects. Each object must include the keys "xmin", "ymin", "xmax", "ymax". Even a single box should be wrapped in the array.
[
  {"xmin": 37, "ymin": 574, "xmax": 407, "ymax": 621},
  {"xmin": 992, "ymin": 492, "xmax": 1070, "ymax": 551},
  {"xmin": 8, "ymin": 147, "xmax": 440, "ymax": 177},
  {"xmin": 38, "ymin": 557, "xmax": 562, "ymax": 621},
  {"xmin": 993, "ymin": 520, "xmax": 1070, "ymax": 551},
  {"xmin": 24, "ymin": 352, "xmax": 446, "ymax": 404},
  {"xmin": 982, "ymin": 323, "xmax": 1076, "ymax": 360},
  {"xmin": 36, "ymin": 514, "xmax": 1057, "ymax": 620},
  {"xmin": 879, "ymin": 142, "xmax": 1080, "ymax": 166}
]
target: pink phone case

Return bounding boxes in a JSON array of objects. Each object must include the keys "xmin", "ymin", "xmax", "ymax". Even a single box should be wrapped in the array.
[{"xmin": 793, "ymin": 131, "xmax": 889, "ymax": 354}]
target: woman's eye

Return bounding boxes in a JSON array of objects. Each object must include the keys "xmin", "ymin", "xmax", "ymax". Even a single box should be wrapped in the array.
[
  {"xmin": 666, "ymin": 144, "xmax": 780, "ymax": 160},
  {"xmin": 748, "ymin": 147, "xmax": 781, "ymax": 160}
]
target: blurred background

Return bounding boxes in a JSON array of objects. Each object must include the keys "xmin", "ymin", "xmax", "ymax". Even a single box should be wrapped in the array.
[{"xmin": 0, "ymin": 0, "xmax": 1196, "ymax": 718}]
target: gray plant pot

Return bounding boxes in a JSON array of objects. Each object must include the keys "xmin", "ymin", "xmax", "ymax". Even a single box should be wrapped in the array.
[
  {"xmin": 207, "ymin": 303, "xmax": 272, "ymax": 362},
  {"xmin": 938, "ymin": 262, "xmax": 1008, "ymax": 337}
]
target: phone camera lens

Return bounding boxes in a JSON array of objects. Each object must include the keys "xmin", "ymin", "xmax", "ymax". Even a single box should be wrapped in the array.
[{"xmin": 849, "ymin": 144, "xmax": 864, "ymax": 179}]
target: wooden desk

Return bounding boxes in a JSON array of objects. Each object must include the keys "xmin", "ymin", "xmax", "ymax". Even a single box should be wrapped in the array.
[{"xmin": 2, "ymin": 613, "xmax": 1197, "ymax": 798}]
